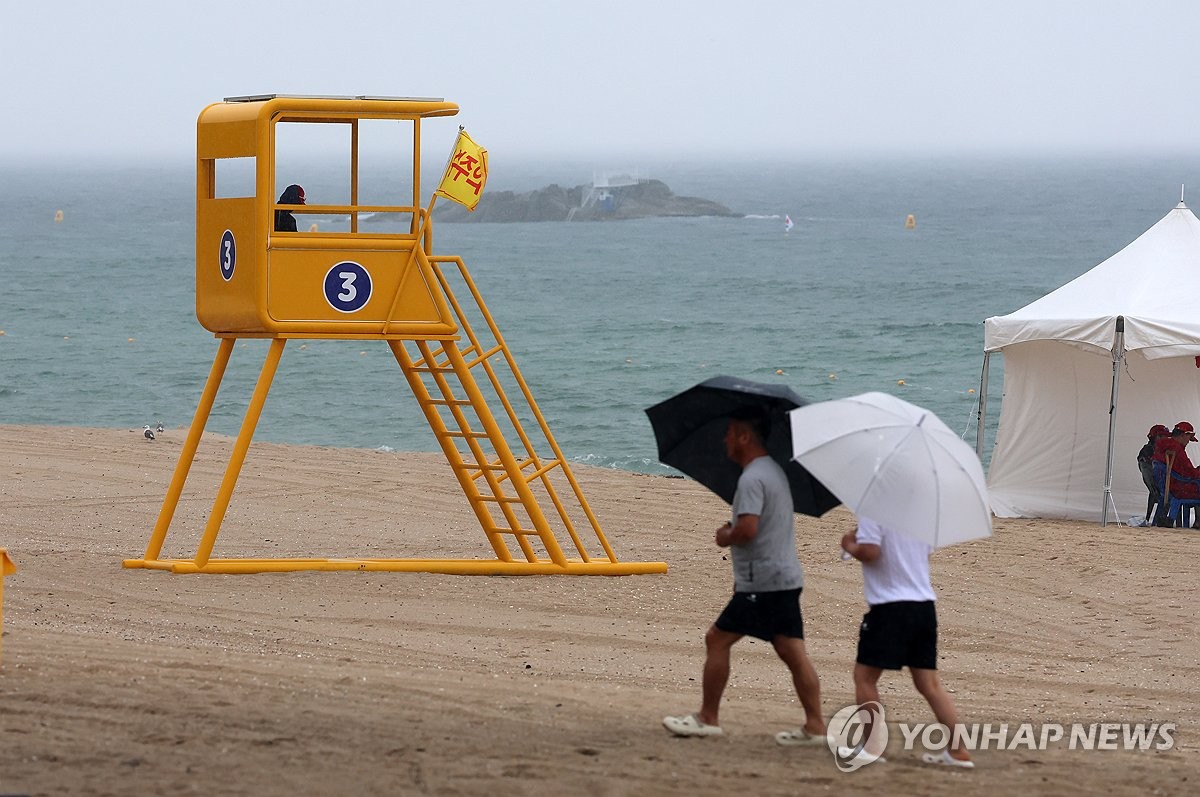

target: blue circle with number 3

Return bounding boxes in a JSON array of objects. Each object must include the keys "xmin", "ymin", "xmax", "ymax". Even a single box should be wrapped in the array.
[
  {"xmin": 219, "ymin": 229, "xmax": 236, "ymax": 281},
  {"xmin": 323, "ymin": 261, "xmax": 372, "ymax": 313}
]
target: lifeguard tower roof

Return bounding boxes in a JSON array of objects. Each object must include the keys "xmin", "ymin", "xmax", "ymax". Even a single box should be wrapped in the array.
[
  {"xmin": 198, "ymin": 94, "xmax": 459, "ymax": 157},
  {"xmin": 224, "ymin": 94, "xmax": 451, "ymax": 105}
]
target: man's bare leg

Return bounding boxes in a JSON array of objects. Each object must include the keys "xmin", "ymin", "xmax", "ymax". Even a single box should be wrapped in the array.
[
  {"xmin": 698, "ymin": 625, "xmax": 741, "ymax": 726},
  {"xmin": 911, "ymin": 668, "xmax": 971, "ymax": 762},
  {"xmin": 772, "ymin": 635, "xmax": 826, "ymax": 735}
]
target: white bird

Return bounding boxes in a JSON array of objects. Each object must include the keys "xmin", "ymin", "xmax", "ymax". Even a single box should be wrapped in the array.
[
  {"xmin": 143, "ymin": 425, "xmax": 155, "ymax": 440},
  {"xmin": 155, "ymin": 423, "xmax": 164, "ymax": 434}
]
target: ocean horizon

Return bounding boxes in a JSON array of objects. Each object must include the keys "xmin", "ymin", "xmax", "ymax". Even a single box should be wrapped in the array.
[{"xmin": 5, "ymin": 153, "xmax": 1200, "ymax": 474}]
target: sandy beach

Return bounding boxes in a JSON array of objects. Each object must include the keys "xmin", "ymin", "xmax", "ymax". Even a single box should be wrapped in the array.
[{"xmin": 0, "ymin": 424, "xmax": 1196, "ymax": 796}]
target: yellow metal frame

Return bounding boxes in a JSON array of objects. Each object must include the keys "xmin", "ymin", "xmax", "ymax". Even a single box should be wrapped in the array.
[
  {"xmin": 1, "ymin": 549, "xmax": 15, "ymax": 662},
  {"xmin": 124, "ymin": 95, "xmax": 665, "ymax": 576}
]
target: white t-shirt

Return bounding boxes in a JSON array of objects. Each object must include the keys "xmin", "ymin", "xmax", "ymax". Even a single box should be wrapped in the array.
[{"xmin": 855, "ymin": 517, "xmax": 937, "ymax": 605}]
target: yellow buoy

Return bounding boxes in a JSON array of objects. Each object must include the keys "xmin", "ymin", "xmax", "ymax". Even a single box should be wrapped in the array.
[
  {"xmin": 775, "ymin": 369, "xmax": 784, "ymax": 375},
  {"xmin": 54, "ymin": 209, "xmax": 64, "ymax": 223},
  {"xmin": 309, "ymin": 222, "xmax": 319, "ymax": 233},
  {"xmin": 128, "ymin": 337, "xmax": 136, "ymax": 343},
  {"xmin": 905, "ymin": 214, "xmax": 916, "ymax": 230},
  {"xmin": 897, "ymin": 379, "xmax": 906, "ymax": 386},
  {"xmin": 968, "ymin": 388, "xmax": 976, "ymax": 394},
  {"xmin": 828, "ymin": 373, "xmax": 837, "ymax": 380}
]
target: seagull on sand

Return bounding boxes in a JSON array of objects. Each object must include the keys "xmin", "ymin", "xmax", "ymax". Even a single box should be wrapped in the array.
[
  {"xmin": 143, "ymin": 425, "xmax": 155, "ymax": 440},
  {"xmin": 155, "ymin": 422, "xmax": 164, "ymax": 434}
]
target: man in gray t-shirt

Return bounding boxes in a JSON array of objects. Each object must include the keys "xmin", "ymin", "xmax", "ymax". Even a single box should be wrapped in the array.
[
  {"xmin": 730, "ymin": 456, "xmax": 805, "ymax": 592},
  {"xmin": 663, "ymin": 412, "xmax": 827, "ymax": 746}
]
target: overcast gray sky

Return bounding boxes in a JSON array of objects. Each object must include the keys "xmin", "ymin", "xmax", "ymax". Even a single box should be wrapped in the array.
[{"xmin": 3, "ymin": 1, "xmax": 1198, "ymax": 161}]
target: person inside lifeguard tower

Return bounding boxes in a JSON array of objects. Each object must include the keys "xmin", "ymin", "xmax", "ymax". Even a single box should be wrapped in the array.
[{"xmin": 275, "ymin": 184, "xmax": 305, "ymax": 232}]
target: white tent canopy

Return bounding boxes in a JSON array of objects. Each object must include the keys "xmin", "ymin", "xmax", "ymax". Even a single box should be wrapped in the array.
[{"xmin": 980, "ymin": 202, "xmax": 1200, "ymax": 522}]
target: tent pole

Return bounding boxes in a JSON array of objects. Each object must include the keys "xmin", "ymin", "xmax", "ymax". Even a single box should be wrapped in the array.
[
  {"xmin": 976, "ymin": 352, "xmax": 991, "ymax": 458},
  {"xmin": 1101, "ymin": 317, "xmax": 1125, "ymax": 526}
]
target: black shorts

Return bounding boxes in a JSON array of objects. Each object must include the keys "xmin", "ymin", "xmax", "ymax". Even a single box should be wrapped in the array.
[
  {"xmin": 856, "ymin": 600, "xmax": 938, "ymax": 671},
  {"xmin": 714, "ymin": 587, "xmax": 805, "ymax": 642}
]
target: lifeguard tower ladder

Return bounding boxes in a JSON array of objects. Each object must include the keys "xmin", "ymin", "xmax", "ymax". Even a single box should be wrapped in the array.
[{"xmin": 123, "ymin": 95, "xmax": 665, "ymax": 576}]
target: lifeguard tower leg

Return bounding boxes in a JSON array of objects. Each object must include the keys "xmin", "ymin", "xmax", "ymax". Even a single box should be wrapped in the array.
[
  {"xmin": 141, "ymin": 338, "xmax": 235, "ymax": 561},
  {"xmin": 194, "ymin": 339, "xmax": 286, "ymax": 569}
]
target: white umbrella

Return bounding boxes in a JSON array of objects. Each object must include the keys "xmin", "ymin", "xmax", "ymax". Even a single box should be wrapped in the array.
[{"xmin": 788, "ymin": 392, "xmax": 992, "ymax": 547}]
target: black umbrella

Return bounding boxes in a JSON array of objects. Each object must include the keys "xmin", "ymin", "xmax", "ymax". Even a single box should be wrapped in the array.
[{"xmin": 644, "ymin": 375, "xmax": 840, "ymax": 517}]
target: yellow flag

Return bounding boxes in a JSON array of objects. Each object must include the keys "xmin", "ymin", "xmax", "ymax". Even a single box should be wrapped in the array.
[{"xmin": 435, "ymin": 130, "xmax": 488, "ymax": 211}]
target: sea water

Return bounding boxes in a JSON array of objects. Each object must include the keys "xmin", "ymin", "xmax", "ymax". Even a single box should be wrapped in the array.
[{"xmin": 3, "ymin": 154, "xmax": 1200, "ymax": 473}]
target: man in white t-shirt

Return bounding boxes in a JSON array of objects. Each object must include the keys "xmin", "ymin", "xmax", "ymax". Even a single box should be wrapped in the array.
[{"xmin": 840, "ymin": 517, "xmax": 973, "ymax": 768}]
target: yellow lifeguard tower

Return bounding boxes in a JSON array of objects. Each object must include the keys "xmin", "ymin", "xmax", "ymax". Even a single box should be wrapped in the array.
[{"xmin": 124, "ymin": 95, "xmax": 665, "ymax": 576}]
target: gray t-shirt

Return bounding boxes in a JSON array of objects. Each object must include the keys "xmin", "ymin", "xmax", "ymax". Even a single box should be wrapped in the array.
[{"xmin": 729, "ymin": 456, "xmax": 804, "ymax": 592}]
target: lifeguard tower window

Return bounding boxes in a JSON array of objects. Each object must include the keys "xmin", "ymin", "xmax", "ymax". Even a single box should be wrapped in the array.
[
  {"xmin": 214, "ymin": 157, "xmax": 256, "ymax": 199},
  {"xmin": 274, "ymin": 118, "xmax": 417, "ymax": 235}
]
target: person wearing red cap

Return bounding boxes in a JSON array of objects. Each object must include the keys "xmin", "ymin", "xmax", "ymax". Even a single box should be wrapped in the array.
[
  {"xmin": 1152, "ymin": 423, "xmax": 1200, "ymax": 520},
  {"xmin": 1139, "ymin": 425, "xmax": 1171, "ymax": 523},
  {"xmin": 274, "ymin": 184, "xmax": 306, "ymax": 232}
]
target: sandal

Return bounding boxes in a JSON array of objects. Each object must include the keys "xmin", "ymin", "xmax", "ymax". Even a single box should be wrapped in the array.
[
  {"xmin": 922, "ymin": 749, "xmax": 975, "ymax": 768},
  {"xmin": 662, "ymin": 713, "xmax": 723, "ymax": 737},
  {"xmin": 775, "ymin": 728, "xmax": 828, "ymax": 747}
]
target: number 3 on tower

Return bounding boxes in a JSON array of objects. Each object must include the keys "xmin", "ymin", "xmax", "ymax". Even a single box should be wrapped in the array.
[
  {"xmin": 219, "ymin": 230, "xmax": 236, "ymax": 281},
  {"xmin": 323, "ymin": 261, "xmax": 372, "ymax": 313}
]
